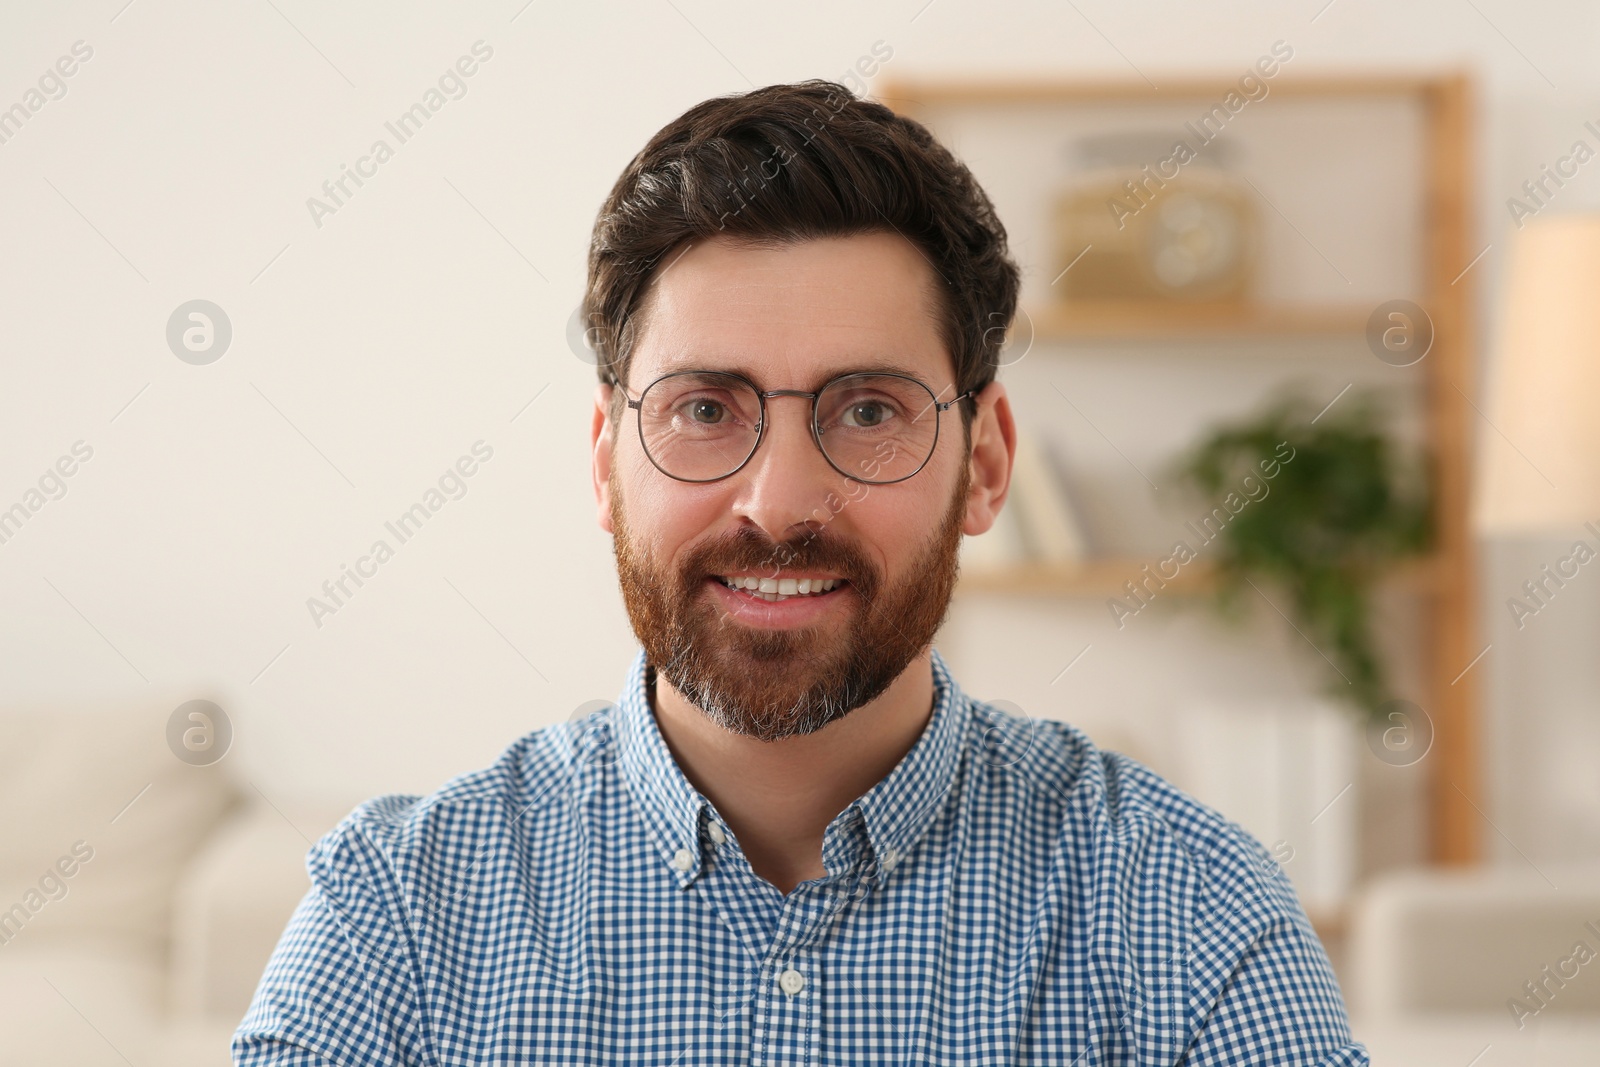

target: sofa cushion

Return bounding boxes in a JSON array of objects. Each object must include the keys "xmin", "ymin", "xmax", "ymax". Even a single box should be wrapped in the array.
[
  {"xmin": 0, "ymin": 702, "xmax": 243, "ymax": 962},
  {"xmin": 0, "ymin": 941, "xmax": 164, "ymax": 1067}
]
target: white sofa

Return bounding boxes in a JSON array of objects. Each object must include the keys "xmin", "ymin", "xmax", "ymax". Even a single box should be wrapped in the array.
[
  {"xmin": 1347, "ymin": 862, "xmax": 1600, "ymax": 1064},
  {"xmin": 0, "ymin": 701, "xmax": 348, "ymax": 1067}
]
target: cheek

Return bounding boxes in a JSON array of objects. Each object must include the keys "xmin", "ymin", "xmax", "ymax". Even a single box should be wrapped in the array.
[
  {"xmin": 620, "ymin": 471, "xmax": 728, "ymax": 560},
  {"xmin": 832, "ymin": 486, "xmax": 930, "ymax": 574}
]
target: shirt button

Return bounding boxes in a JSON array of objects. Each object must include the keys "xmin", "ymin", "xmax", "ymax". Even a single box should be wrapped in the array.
[
  {"xmin": 670, "ymin": 848, "xmax": 693, "ymax": 871},
  {"xmin": 708, "ymin": 823, "xmax": 726, "ymax": 845},
  {"xmin": 779, "ymin": 968, "xmax": 805, "ymax": 995}
]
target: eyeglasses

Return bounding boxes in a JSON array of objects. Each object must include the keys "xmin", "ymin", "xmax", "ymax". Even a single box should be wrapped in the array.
[{"xmin": 622, "ymin": 369, "xmax": 973, "ymax": 484}]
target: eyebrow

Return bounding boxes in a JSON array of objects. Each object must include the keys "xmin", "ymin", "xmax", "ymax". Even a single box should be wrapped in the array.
[{"xmin": 649, "ymin": 355, "xmax": 929, "ymax": 388}]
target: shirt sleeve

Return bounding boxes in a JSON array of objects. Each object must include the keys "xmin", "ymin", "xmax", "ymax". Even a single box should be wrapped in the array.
[
  {"xmin": 232, "ymin": 820, "xmax": 426, "ymax": 1067},
  {"xmin": 1179, "ymin": 837, "xmax": 1370, "ymax": 1066}
]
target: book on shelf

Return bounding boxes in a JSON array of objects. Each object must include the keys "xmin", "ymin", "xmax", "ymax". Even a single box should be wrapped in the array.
[
  {"xmin": 958, "ymin": 480, "xmax": 1029, "ymax": 572},
  {"xmin": 958, "ymin": 423, "xmax": 1089, "ymax": 574}
]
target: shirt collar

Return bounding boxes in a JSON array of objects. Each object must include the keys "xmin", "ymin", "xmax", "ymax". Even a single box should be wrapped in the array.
[{"xmin": 610, "ymin": 645, "xmax": 972, "ymax": 890}]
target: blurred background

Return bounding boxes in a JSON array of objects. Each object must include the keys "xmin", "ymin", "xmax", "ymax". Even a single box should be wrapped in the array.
[{"xmin": 3, "ymin": 1, "xmax": 1600, "ymax": 1064}]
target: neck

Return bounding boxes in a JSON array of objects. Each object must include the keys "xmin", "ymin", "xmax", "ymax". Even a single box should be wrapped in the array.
[{"xmin": 648, "ymin": 649, "xmax": 936, "ymax": 896}]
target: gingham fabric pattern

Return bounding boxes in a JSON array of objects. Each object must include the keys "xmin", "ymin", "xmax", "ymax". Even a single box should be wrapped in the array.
[{"xmin": 234, "ymin": 646, "xmax": 1370, "ymax": 1065}]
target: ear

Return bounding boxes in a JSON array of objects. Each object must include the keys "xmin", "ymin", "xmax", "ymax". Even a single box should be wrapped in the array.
[
  {"xmin": 592, "ymin": 382, "xmax": 617, "ymax": 534},
  {"xmin": 962, "ymin": 380, "xmax": 1015, "ymax": 536}
]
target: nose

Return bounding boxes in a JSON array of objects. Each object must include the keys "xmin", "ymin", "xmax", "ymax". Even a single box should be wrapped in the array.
[{"xmin": 731, "ymin": 395, "xmax": 845, "ymax": 542}]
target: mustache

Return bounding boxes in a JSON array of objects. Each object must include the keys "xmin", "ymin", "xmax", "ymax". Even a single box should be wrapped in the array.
[{"xmin": 687, "ymin": 526, "xmax": 871, "ymax": 584}]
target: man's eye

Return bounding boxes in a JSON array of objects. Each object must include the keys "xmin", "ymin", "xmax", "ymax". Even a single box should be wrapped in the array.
[
  {"xmin": 687, "ymin": 399, "xmax": 725, "ymax": 424},
  {"xmin": 841, "ymin": 400, "xmax": 896, "ymax": 428}
]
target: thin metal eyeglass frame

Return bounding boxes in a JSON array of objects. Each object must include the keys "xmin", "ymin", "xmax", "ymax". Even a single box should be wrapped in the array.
[{"xmin": 622, "ymin": 368, "xmax": 974, "ymax": 485}]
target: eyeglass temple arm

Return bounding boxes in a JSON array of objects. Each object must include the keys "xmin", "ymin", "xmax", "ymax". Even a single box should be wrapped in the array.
[{"xmin": 939, "ymin": 389, "xmax": 976, "ymax": 411}]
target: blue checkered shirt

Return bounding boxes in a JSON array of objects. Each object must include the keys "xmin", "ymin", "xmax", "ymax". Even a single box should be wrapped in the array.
[{"xmin": 234, "ymin": 646, "xmax": 1368, "ymax": 1065}]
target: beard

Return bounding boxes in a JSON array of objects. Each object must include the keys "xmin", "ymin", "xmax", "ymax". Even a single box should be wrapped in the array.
[{"xmin": 610, "ymin": 459, "xmax": 971, "ymax": 742}]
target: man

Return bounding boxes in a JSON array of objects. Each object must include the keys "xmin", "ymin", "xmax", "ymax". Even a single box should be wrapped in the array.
[{"xmin": 235, "ymin": 79, "xmax": 1368, "ymax": 1065}]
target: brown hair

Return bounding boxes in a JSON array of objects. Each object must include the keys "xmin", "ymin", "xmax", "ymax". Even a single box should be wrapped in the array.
[{"xmin": 583, "ymin": 78, "xmax": 1020, "ymax": 445}]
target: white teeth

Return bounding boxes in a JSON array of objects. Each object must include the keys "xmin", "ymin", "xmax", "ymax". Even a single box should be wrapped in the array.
[{"xmin": 718, "ymin": 575, "xmax": 842, "ymax": 600}]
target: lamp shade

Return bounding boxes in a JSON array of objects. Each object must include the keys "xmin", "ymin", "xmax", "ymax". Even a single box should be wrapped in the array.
[{"xmin": 1476, "ymin": 213, "xmax": 1600, "ymax": 534}]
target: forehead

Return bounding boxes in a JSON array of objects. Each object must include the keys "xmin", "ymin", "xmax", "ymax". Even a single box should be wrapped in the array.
[{"xmin": 628, "ymin": 231, "xmax": 951, "ymax": 389}]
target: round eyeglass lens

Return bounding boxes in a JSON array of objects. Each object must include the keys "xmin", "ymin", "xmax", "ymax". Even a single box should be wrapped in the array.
[
  {"xmin": 638, "ymin": 372, "xmax": 761, "ymax": 481},
  {"xmin": 815, "ymin": 373, "xmax": 941, "ymax": 483}
]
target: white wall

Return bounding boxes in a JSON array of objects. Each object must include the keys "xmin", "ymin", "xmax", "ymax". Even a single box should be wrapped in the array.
[{"xmin": 1, "ymin": 0, "xmax": 1596, "ymax": 871}]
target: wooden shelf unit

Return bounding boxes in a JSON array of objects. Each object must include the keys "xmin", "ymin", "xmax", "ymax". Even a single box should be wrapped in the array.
[{"xmin": 882, "ymin": 73, "xmax": 1483, "ymax": 869}]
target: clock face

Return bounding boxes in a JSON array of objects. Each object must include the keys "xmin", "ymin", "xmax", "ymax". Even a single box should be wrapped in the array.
[{"xmin": 1147, "ymin": 191, "xmax": 1246, "ymax": 294}]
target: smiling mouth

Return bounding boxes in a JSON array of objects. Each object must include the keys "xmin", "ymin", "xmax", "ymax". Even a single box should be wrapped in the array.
[{"xmin": 711, "ymin": 574, "xmax": 849, "ymax": 602}]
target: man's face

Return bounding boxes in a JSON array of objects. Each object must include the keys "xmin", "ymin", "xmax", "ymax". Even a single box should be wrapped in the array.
[{"xmin": 592, "ymin": 231, "xmax": 980, "ymax": 742}]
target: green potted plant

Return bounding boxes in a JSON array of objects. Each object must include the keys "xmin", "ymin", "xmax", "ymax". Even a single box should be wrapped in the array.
[{"xmin": 1169, "ymin": 386, "xmax": 1433, "ymax": 722}]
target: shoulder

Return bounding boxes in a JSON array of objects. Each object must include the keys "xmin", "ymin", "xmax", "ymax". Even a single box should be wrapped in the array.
[
  {"xmin": 304, "ymin": 718, "xmax": 584, "ymax": 904},
  {"xmin": 969, "ymin": 697, "xmax": 1301, "ymax": 932},
  {"xmin": 969, "ymin": 699, "xmax": 1348, "ymax": 1050}
]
